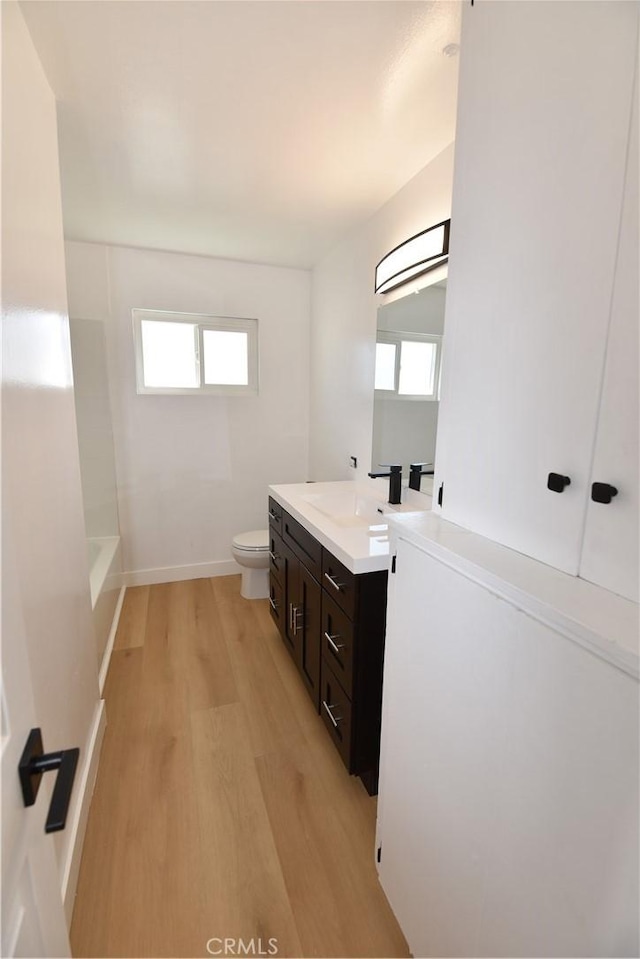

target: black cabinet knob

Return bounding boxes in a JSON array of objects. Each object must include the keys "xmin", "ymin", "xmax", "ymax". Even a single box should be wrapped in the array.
[
  {"xmin": 547, "ymin": 473, "xmax": 571, "ymax": 493},
  {"xmin": 591, "ymin": 482, "xmax": 618, "ymax": 504}
]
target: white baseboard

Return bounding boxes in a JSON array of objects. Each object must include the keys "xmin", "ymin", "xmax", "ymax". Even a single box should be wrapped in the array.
[
  {"xmin": 62, "ymin": 698, "xmax": 107, "ymax": 924},
  {"xmin": 122, "ymin": 558, "xmax": 239, "ymax": 587},
  {"xmin": 98, "ymin": 584, "xmax": 126, "ymax": 695}
]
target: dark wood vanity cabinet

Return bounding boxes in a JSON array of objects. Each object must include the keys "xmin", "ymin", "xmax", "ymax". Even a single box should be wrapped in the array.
[{"xmin": 267, "ymin": 495, "xmax": 388, "ymax": 795}]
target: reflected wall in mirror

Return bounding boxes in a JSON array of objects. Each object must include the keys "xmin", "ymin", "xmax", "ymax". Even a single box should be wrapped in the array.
[{"xmin": 372, "ymin": 279, "xmax": 446, "ymax": 494}]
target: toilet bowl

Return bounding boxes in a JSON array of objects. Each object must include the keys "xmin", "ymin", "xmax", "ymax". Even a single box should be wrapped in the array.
[{"xmin": 231, "ymin": 529, "xmax": 270, "ymax": 599}]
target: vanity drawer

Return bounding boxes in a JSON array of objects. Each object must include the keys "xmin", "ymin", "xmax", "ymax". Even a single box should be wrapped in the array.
[
  {"xmin": 320, "ymin": 659, "xmax": 353, "ymax": 772},
  {"xmin": 268, "ymin": 496, "xmax": 283, "ymax": 536},
  {"xmin": 268, "ymin": 574, "xmax": 284, "ymax": 635},
  {"xmin": 269, "ymin": 528, "xmax": 284, "ymax": 584},
  {"xmin": 321, "ymin": 592, "xmax": 354, "ymax": 698},
  {"xmin": 322, "ymin": 550, "xmax": 356, "ymax": 619},
  {"xmin": 283, "ymin": 512, "xmax": 322, "ymax": 580}
]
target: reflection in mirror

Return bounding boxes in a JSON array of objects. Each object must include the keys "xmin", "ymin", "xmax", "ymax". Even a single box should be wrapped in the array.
[{"xmin": 372, "ymin": 280, "xmax": 446, "ymax": 495}]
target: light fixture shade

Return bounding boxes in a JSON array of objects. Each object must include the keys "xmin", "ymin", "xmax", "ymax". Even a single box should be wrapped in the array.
[{"xmin": 375, "ymin": 219, "xmax": 450, "ymax": 294}]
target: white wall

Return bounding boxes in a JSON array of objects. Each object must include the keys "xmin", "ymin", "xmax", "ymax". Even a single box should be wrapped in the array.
[
  {"xmin": 310, "ymin": 143, "xmax": 454, "ymax": 482},
  {"xmin": 65, "ymin": 241, "xmax": 311, "ymax": 582},
  {"xmin": 69, "ymin": 318, "xmax": 120, "ymax": 539},
  {"xmin": 2, "ymin": 0, "xmax": 101, "ymax": 896}
]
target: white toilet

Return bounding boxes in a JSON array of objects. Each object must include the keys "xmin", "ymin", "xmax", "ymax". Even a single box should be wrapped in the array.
[{"xmin": 231, "ymin": 529, "xmax": 270, "ymax": 599}]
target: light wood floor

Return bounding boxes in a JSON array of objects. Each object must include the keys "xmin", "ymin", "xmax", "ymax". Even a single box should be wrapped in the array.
[{"xmin": 71, "ymin": 575, "xmax": 409, "ymax": 959}]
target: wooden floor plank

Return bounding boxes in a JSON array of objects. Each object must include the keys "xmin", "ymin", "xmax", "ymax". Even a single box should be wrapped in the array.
[
  {"xmin": 256, "ymin": 740, "xmax": 408, "ymax": 959},
  {"xmin": 209, "ymin": 577, "xmax": 307, "ymax": 759},
  {"xmin": 169, "ymin": 579, "xmax": 238, "ymax": 711},
  {"xmin": 190, "ymin": 702, "xmax": 303, "ymax": 957},
  {"xmin": 71, "ymin": 574, "xmax": 408, "ymax": 959},
  {"xmin": 114, "ymin": 584, "xmax": 149, "ymax": 649}
]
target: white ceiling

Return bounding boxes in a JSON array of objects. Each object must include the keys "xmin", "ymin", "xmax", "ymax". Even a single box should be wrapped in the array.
[{"xmin": 21, "ymin": 1, "xmax": 460, "ymax": 269}]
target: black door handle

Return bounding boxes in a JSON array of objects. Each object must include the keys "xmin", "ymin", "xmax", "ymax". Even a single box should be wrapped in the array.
[
  {"xmin": 591, "ymin": 482, "xmax": 618, "ymax": 504},
  {"xmin": 18, "ymin": 728, "xmax": 80, "ymax": 833},
  {"xmin": 547, "ymin": 472, "xmax": 571, "ymax": 493}
]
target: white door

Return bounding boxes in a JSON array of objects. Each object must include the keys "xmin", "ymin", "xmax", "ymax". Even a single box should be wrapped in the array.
[
  {"xmin": 1, "ymin": 4, "xmax": 101, "ymax": 953},
  {"xmin": 1, "ymin": 517, "xmax": 71, "ymax": 958},
  {"xmin": 579, "ymin": 61, "xmax": 639, "ymax": 602}
]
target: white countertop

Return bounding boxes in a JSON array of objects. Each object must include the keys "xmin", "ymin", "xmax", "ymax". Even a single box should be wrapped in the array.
[
  {"xmin": 268, "ymin": 480, "xmax": 432, "ymax": 574},
  {"xmin": 387, "ymin": 510, "xmax": 639, "ymax": 679}
]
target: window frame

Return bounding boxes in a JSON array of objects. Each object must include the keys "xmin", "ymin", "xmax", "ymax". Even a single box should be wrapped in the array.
[
  {"xmin": 132, "ymin": 309, "xmax": 259, "ymax": 396},
  {"xmin": 374, "ymin": 331, "xmax": 442, "ymax": 401}
]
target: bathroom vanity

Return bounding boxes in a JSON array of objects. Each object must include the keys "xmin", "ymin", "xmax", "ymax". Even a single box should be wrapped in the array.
[{"xmin": 267, "ymin": 481, "xmax": 428, "ymax": 794}]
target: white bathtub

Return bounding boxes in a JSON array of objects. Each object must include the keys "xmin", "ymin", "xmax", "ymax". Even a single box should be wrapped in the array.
[{"xmin": 87, "ymin": 536, "xmax": 123, "ymax": 687}]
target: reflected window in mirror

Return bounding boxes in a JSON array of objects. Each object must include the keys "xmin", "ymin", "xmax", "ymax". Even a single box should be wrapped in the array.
[
  {"xmin": 374, "ymin": 342, "xmax": 397, "ymax": 391},
  {"xmin": 374, "ymin": 333, "xmax": 441, "ymax": 400},
  {"xmin": 372, "ymin": 279, "xmax": 447, "ymax": 488}
]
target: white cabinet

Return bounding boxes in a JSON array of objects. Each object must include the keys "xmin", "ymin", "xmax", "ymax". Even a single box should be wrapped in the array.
[
  {"xmin": 377, "ymin": 528, "xmax": 639, "ymax": 958},
  {"xmin": 435, "ymin": 1, "xmax": 639, "ymax": 583},
  {"xmin": 579, "ymin": 73, "xmax": 639, "ymax": 602}
]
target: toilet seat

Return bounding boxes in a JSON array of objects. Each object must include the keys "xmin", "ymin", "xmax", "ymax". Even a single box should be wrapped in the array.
[{"xmin": 232, "ymin": 529, "xmax": 269, "ymax": 552}]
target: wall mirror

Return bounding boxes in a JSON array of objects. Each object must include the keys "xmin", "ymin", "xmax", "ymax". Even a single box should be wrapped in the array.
[{"xmin": 371, "ymin": 278, "xmax": 447, "ymax": 494}]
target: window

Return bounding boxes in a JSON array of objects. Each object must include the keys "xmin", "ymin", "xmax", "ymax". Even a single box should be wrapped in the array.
[
  {"xmin": 374, "ymin": 342, "xmax": 397, "ymax": 391},
  {"xmin": 132, "ymin": 310, "xmax": 258, "ymax": 395},
  {"xmin": 374, "ymin": 332, "xmax": 441, "ymax": 400}
]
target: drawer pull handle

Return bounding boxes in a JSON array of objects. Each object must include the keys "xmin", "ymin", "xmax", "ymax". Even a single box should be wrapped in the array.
[
  {"xmin": 322, "ymin": 700, "xmax": 342, "ymax": 728},
  {"xmin": 324, "ymin": 631, "xmax": 345, "ymax": 654},
  {"xmin": 269, "ymin": 597, "xmax": 279, "ymax": 612},
  {"xmin": 292, "ymin": 605, "xmax": 303, "ymax": 636},
  {"xmin": 268, "ymin": 510, "xmax": 279, "ymax": 521},
  {"xmin": 324, "ymin": 572, "xmax": 344, "ymax": 592},
  {"xmin": 269, "ymin": 550, "xmax": 279, "ymax": 562}
]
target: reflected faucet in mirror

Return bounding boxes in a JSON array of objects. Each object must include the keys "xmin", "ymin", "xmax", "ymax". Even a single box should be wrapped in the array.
[{"xmin": 408, "ymin": 463, "xmax": 434, "ymax": 492}]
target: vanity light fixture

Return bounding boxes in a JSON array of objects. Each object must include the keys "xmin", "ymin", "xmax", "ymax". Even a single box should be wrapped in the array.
[{"xmin": 374, "ymin": 219, "xmax": 450, "ymax": 294}]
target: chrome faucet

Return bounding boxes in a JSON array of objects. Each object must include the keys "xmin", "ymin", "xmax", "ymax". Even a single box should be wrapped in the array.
[
  {"xmin": 409, "ymin": 462, "xmax": 434, "ymax": 492},
  {"xmin": 368, "ymin": 464, "xmax": 402, "ymax": 505}
]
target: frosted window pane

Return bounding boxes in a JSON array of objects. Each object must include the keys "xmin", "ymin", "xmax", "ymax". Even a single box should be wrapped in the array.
[
  {"xmin": 203, "ymin": 330, "xmax": 248, "ymax": 385},
  {"xmin": 375, "ymin": 342, "xmax": 396, "ymax": 390},
  {"xmin": 398, "ymin": 341, "xmax": 436, "ymax": 396},
  {"xmin": 141, "ymin": 320, "xmax": 198, "ymax": 388}
]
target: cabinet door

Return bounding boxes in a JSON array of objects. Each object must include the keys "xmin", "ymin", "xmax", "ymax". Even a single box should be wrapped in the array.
[
  {"xmin": 434, "ymin": 1, "xmax": 638, "ymax": 574},
  {"xmin": 377, "ymin": 536, "xmax": 639, "ymax": 958},
  {"xmin": 377, "ymin": 537, "xmax": 520, "ymax": 958},
  {"xmin": 579, "ymin": 72, "xmax": 639, "ymax": 602},
  {"xmin": 281, "ymin": 540, "xmax": 299, "ymax": 660},
  {"xmin": 297, "ymin": 565, "xmax": 322, "ymax": 710}
]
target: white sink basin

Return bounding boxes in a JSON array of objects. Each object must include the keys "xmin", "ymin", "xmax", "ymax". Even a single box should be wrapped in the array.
[{"xmin": 300, "ymin": 489, "xmax": 391, "ymax": 528}]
